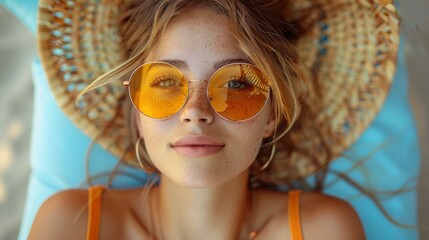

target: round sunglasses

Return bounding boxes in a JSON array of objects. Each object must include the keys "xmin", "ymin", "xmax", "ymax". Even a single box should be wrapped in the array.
[{"xmin": 123, "ymin": 62, "xmax": 271, "ymax": 122}]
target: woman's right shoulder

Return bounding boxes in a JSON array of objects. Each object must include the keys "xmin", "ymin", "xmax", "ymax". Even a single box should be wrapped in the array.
[{"xmin": 28, "ymin": 188, "xmax": 90, "ymax": 240}]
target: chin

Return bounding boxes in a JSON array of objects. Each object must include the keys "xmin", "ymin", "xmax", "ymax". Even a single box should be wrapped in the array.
[
  {"xmin": 157, "ymin": 160, "xmax": 251, "ymax": 188},
  {"xmin": 178, "ymin": 174, "xmax": 228, "ymax": 189},
  {"xmin": 162, "ymin": 170, "xmax": 235, "ymax": 189}
]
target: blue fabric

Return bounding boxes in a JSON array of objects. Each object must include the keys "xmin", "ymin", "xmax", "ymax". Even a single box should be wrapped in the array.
[
  {"xmin": 0, "ymin": 0, "xmax": 38, "ymax": 35},
  {"xmin": 19, "ymin": 57, "xmax": 147, "ymax": 239},
  {"xmin": 1, "ymin": 1, "xmax": 420, "ymax": 240},
  {"xmin": 323, "ymin": 37, "xmax": 420, "ymax": 239}
]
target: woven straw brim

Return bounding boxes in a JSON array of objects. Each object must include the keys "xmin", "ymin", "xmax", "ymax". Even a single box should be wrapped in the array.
[
  {"xmin": 37, "ymin": 0, "xmax": 399, "ymax": 183},
  {"xmin": 264, "ymin": 0, "xmax": 399, "ymax": 182}
]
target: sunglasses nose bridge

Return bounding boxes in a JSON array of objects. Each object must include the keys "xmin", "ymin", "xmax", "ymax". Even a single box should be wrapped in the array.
[
  {"xmin": 187, "ymin": 79, "xmax": 209, "ymax": 97},
  {"xmin": 187, "ymin": 79, "xmax": 210, "ymax": 101},
  {"xmin": 180, "ymin": 79, "xmax": 214, "ymax": 123}
]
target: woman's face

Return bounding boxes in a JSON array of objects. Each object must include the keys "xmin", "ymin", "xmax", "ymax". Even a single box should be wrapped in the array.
[{"xmin": 136, "ymin": 7, "xmax": 276, "ymax": 188}]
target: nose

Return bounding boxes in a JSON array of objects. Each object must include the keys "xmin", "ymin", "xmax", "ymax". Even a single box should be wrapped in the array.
[{"xmin": 180, "ymin": 80, "xmax": 214, "ymax": 124}]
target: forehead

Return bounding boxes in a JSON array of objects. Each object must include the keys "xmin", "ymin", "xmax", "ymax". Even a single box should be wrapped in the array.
[{"xmin": 146, "ymin": 7, "xmax": 245, "ymax": 64}]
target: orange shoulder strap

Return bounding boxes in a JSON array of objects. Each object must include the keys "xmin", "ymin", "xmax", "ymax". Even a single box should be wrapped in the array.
[
  {"xmin": 288, "ymin": 190, "xmax": 303, "ymax": 240},
  {"xmin": 86, "ymin": 185, "xmax": 105, "ymax": 240}
]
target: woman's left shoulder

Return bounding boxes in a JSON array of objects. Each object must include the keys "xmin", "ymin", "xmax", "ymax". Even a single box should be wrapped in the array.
[
  {"xmin": 257, "ymin": 190, "xmax": 365, "ymax": 240},
  {"xmin": 299, "ymin": 191, "xmax": 366, "ymax": 240}
]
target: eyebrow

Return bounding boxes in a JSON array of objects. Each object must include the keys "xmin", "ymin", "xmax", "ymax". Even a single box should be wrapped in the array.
[{"xmin": 157, "ymin": 58, "xmax": 253, "ymax": 70}]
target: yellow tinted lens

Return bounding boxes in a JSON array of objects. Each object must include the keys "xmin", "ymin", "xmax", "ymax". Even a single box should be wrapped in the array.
[
  {"xmin": 208, "ymin": 64, "xmax": 270, "ymax": 121},
  {"xmin": 129, "ymin": 62, "xmax": 187, "ymax": 118}
]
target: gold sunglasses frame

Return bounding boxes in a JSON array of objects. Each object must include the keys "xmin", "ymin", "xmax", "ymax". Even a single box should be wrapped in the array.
[{"xmin": 123, "ymin": 61, "xmax": 271, "ymax": 122}]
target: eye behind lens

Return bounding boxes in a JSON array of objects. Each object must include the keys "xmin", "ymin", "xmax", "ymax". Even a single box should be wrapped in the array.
[{"xmin": 129, "ymin": 62, "xmax": 188, "ymax": 119}]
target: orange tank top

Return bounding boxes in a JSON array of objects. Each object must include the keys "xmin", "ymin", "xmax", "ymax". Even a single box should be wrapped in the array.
[
  {"xmin": 86, "ymin": 186, "xmax": 303, "ymax": 240},
  {"xmin": 86, "ymin": 185, "xmax": 104, "ymax": 240}
]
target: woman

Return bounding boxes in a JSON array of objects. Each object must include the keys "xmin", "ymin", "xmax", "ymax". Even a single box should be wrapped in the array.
[{"xmin": 29, "ymin": 0, "xmax": 399, "ymax": 239}]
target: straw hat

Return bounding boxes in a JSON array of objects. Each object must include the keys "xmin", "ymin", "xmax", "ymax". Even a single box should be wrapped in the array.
[{"xmin": 37, "ymin": 0, "xmax": 399, "ymax": 183}]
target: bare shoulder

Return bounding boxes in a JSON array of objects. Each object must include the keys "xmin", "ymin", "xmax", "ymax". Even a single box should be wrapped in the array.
[
  {"xmin": 28, "ymin": 189, "xmax": 89, "ymax": 240},
  {"xmin": 28, "ymin": 187, "xmax": 148, "ymax": 240},
  {"xmin": 256, "ymin": 190, "xmax": 365, "ymax": 240},
  {"xmin": 300, "ymin": 192, "xmax": 366, "ymax": 240}
]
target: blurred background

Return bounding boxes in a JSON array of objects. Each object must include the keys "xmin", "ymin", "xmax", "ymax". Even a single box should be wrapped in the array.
[
  {"xmin": 0, "ymin": 1, "xmax": 427, "ymax": 240},
  {"xmin": 0, "ymin": 5, "xmax": 35, "ymax": 240}
]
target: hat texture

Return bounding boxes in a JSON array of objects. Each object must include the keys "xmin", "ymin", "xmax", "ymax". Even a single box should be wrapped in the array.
[{"xmin": 37, "ymin": 0, "xmax": 399, "ymax": 183}]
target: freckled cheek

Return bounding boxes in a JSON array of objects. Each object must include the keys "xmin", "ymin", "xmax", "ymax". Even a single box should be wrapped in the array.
[
  {"xmin": 139, "ymin": 118, "xmax": 172, "ymax": 152},
  {"xmin": 247, "ymin": 130, "xmax": 265, "ymax": 156},
  {"xmin": 230, "ymin": 122, "xmax": 266, "ymax": 159}
]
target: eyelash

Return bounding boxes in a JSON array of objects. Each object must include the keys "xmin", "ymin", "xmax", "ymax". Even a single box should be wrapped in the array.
[
  {"xmin": 149, "ymin": 73, "xmax": 266, "ymax": 91},
  {"xmin": 151, "ymin": 74, "xmax": 179, "ymax": 87},
  {"xmin": 229, "ymin": 73, "xmax": 268, "ymax": 91}
]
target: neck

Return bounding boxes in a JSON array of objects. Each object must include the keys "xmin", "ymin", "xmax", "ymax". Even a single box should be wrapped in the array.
[{"xmin": 151, "ymin": 170, "xmax": 252, "ymax": 240}]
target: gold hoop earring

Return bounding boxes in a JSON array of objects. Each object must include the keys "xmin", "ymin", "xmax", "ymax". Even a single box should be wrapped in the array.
[
  {"xmin": 136, "ymin": 137, "xmax": 156, "ymax": 173},
  {"xmin": 259, "ymin": 141, "xmax": 276, "ymax": 171}
]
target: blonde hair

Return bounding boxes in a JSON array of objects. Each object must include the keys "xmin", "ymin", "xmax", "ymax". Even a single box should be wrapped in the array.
[
  {"xmin": 76, "ymin": 1, "xmax": 418, "ymax": 228},
  {"xmin": 79, "ymin": 0, "xmax": 315, "ymax": 187}
]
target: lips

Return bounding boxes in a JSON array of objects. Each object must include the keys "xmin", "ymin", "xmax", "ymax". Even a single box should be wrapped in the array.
[{"xmin": 171, "ymin": 135, "xmax": 225, "ymax": 157}]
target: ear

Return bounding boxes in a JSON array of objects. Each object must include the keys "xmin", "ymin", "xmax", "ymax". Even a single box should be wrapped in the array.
[{"xmin": 262, "ymin": 111, "xmax": 277, "ymax": 138}]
